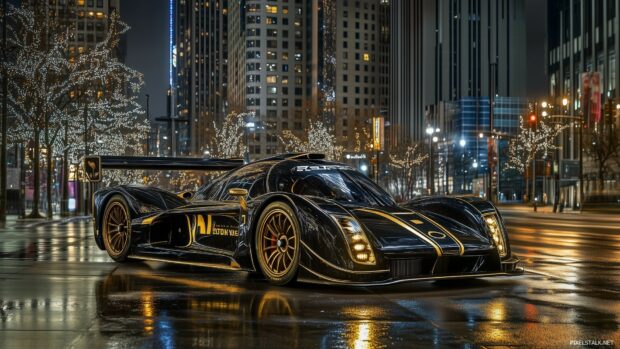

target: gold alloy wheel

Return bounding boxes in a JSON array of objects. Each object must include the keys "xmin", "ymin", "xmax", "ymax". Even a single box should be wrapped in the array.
[
  {"xmin": 103, "ymin": 201, "xmax": 130, "ymax": 257},
  {"xmin": 257, "ymin": 208, "xmax": 299, "ymax": 280}
]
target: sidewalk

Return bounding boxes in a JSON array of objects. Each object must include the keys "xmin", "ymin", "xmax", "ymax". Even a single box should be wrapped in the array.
[
  {"xmin": 496, "ymin": 203, "xmax": 580, "ymax": 214},
  {"xmin": 1, "ymin": 214, "xmax": 92, "ymax": 229}
]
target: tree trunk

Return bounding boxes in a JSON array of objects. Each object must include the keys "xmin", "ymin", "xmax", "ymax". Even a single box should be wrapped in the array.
[
  {"xmin": 598, "ymin": 162, "xmax": 604, "ymax": 192},
  {"xmin": 45, "ymin": 145, "xmax": 53, "ymax": 219},
  {"xmin": 524, "ymin": 166, "xmax": 530, "ymax": 203},
  {"xmin": 61, "ymin": 150, "xmax": 69, "ymax": 216},
  {"xmin": 28, "ymin": 128, "xmax": 43, "ymax": 218}
]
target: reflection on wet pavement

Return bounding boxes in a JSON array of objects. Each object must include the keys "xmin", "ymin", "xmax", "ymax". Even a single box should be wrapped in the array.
[{"xmin": 0, "ymin": 215, "xmax": 619, "ymax": 348}]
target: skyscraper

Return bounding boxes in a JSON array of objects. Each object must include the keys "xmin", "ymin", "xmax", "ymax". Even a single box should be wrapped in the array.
[
  {"xmin": 30, "ymin": 0, "xmax": 124, "ymax": 62},
  {"xmin": 174, "ymin": 0, "xmax": 228, "ymax": 156},
  {"xmin": 389, "ymin": 0, "xmax": 527, "ymax": 147},
  {"xmin": 227, "ymin": 0, "xmax": 390, "ymax": 159},
  {"xmin": 548, "ymin": 0, "xmax": 618, "ymax": 106},
  {"xmin": 547, "ymin": 0, "xmax": 619, "ymax": 206}
]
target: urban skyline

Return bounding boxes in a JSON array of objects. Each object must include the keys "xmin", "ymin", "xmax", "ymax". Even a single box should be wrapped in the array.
[{"xmin": 1, "ymin": 2, "xmax": 620, "ymax": 347}]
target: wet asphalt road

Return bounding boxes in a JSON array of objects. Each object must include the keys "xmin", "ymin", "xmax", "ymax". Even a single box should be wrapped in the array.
[{"xmin": 0, "ymin": 210, "xmax": 619, "ymax": 348}]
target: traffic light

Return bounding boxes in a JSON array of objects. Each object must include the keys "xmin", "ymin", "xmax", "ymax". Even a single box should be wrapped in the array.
[{"xmin": 528, "ymin": 113, "xmax": 537, "ymax": 129}]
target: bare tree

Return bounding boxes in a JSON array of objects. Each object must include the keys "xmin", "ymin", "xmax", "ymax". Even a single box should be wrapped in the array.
[
  {"xmin": 3, "ymin": 5, "xmax": 147, "ymax": 217},
  {"xmin": 505, "ymin": 114, "xmax": 568, "ymax": 200},
  {"xmin": 387, "ymin": 144, "xmax": 428, "ymax": 202},
  {"xmin": 279, "ymin": 119, "xmax": 343, "ymax": 160},
  {"xmin": 584, "ymin": 121, "xmax": 619, "ymax": 192}
]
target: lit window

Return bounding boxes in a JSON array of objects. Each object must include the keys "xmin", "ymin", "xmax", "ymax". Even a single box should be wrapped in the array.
[
  {"xmin": 265, "ymin": 5, "xmax": 278, "ymax": 14},
  {"xmin": 266, "ymin": 75, "xmax": 278, "ymax": 84},
  {"xmin": 363, "ymin": 53, "xmax": 370, "ymax": 61},
  {"xmin": 268, "ymin": 87, "xmax": 277, "ymax": 94},
  {"xmin": 77, "ymin": 0, "xmax": 85, "ymax": 5}
]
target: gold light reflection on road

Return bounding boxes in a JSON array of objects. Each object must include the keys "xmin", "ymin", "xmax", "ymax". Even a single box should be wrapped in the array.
[
  {"xmin": 353, "ymin": 322, "xmax": 372, "ymax": 349},
  {"xmin": 487, "ymin": 300, "xmax": 506, "ymax": 322},
  {"xmin": 137, "ymin": 272, "xmax": 243, "ymax": 293},
  {"xmin": 256, "ymin": 291, "xmax": 295, "ymax": 319},
  {"xmin": 341, "ymin": 306, "xmax": 384, "ymax": 349},
  {"xmin": 482, "ymin": 300, "xmax": 509, "ymax": 343},
  {"xmin": 141, "ymin": 290, "xmax": 155, "ymax": 335}
]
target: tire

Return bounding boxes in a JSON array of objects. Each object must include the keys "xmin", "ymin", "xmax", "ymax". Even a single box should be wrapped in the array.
[
  {"xmin": 102, "ymin": 195, "xmax": 132, "ymax": 262},
  {"xmin": 255, "ymin": 201, "xmax": 301, "ymax": 286}
]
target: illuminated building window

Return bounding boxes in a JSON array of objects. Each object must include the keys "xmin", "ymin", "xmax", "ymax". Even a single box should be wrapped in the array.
[
  {"xmin": 363, "ymin": 53, "xmax": 370, "ymax": 61},
  {"xmin": 282, "ymin": 6, "xmax": 289, "ymax": 14},
  {"xmin": 266, "ymin": 75, "xmax": 278, "ymax": 84},
  {"xmin": 265, "ymin": 5, "xmax": 278, "ymax": 14},
  {"xmin": 77, "ymin": 0, "xmax": 85, "ymax": 5}
]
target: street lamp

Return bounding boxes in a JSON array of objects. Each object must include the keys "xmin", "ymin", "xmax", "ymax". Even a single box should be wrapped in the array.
[
  {"xmin": 426, "ymin": 126, "xmax": 440, "ymax": 195},
  {"xmin": 459, "ymin": 139, "xmax": 466, "ymax": 191}
]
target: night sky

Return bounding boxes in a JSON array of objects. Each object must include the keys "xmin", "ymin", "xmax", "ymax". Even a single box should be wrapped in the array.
[
  {"xmin": 119, "ymin": 0, "xmax": 548, "ymax": 119},
  {"xmin": 121, "ymin": 0, "xmax": 168, "ymax": 120}
]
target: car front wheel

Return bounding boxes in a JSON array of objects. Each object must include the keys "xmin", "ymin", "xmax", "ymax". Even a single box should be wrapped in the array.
[{"xmin": 255, "ymin": 201, "xmax": 301, "ymax": 285}]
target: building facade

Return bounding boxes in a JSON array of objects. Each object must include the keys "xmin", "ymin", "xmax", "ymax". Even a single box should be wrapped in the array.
[
  {"xmin": 547, "ymin": 0, "xmax": 619, "ymax": 205},
  {"xmin": 173, "ymin": 0, "xmax": 228, "ymax": 156},
  {"xmin": 30, "ymin": 0, "xmax": 124, "ymax": 61},
  {"xmin": 389, "ymin": 0, "xmax": 527, "ymax": 148},
  {"xmin": 227, "ymin": 0, "xmax": 389, "ymax": 159},
  {"xmin": 442, "ymin": 96, "xmax": 528, "ymax": 198}
]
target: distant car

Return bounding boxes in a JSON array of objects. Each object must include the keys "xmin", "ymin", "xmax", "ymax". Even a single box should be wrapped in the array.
[
  {"xmin": 581, "ymin": 191, "xmax": 620, "ymax": 213},
  {"xmin": 92, "ymin": 153, "xmax": 521, "ymax": 286}
]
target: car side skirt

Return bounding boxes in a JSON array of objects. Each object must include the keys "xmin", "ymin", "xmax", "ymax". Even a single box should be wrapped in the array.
[{"xmin": 298, "ymin": 265, "xmax": 523, "ymax": 287}]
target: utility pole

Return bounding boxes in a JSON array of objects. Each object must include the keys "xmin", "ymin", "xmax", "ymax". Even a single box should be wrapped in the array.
[
  {"xmin": 487, "ymin": 63, "xmax": 497, "ymax": 203},
  {"xmin": 145, "ymin": 94, "xmax": 150, "ymax": 155},
  {"xmin": 1, "ymin": 0, "xmax": 8, "ymax": 222}
]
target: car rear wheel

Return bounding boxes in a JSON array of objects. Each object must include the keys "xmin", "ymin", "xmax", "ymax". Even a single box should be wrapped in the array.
[
  {"xmin": 102, "ymin": 195, "xmax": 132, "ymax": 262},
  {"xmin": 255, "ymin": 202, "xmax": 301, "ymax": 285}
]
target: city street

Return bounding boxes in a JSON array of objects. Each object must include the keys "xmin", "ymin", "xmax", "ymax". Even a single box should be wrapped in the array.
[{"xmin": 0, "ymin": 210, "xmax": 618, "ymax": 348}]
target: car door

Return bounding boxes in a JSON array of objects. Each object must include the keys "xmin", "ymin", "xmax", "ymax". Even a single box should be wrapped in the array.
[{"xmin": 191, "ymin": 163, "xmax": 269, "ymax": 255}]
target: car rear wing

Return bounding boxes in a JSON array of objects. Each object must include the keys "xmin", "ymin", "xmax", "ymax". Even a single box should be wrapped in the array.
[{"xmin": 82, "ymin": 155, "xmax": 244, "ymax": 182}]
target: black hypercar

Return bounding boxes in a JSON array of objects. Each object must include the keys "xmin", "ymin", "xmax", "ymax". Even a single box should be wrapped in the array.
[{"xmin": 93, "ymin": 153, "xmax": 521, "ymax": 286}]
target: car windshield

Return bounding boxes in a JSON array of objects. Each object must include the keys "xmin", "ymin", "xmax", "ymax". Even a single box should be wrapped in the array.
[{"xmin": 276, "ymin": 166, "xmax": 395, "ymax": 207}]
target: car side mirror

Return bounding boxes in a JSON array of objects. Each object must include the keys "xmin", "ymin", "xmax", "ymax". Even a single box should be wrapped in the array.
[
  {"xmin": 177, "ymin": 191, "xmax": 194, "ymax": 200},
  {"xmin": 228, "ymin": 188, "xmax": 248, "ymax": 197}
]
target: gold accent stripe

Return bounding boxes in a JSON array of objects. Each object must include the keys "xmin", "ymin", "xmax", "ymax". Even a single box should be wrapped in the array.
[
  {"xmin": 181, "ymin": 214, "xmax": 194, "ymax": 248},
  {"xmin": 355, "ymin": 208, "xmax": 443, "ymax": 256},
  {"xmin": 141, "ymin": 215, "xmax": 159, "ymax": 225},
  {"xmin": 415, "ymin": 211, "xmax": 465, "ymax": 256}
]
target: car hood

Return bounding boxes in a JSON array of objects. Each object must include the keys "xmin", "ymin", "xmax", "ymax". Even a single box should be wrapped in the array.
[
  {"xmin": 301, "ymin": 196, "xmax": 493, "ymax": 256},
  {"xmin": 348, "ymin": 205, "xmax": 493, "ymax": 256}
]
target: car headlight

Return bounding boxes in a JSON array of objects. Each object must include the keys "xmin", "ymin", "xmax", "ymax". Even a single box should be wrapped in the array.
[
  {"xmin": 331, "ymin": 215, "xmax": 376, "ymax": 265},
  {"xmin": 484, "ymin": 214, "xmax": 507, "ymax": 257}
]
